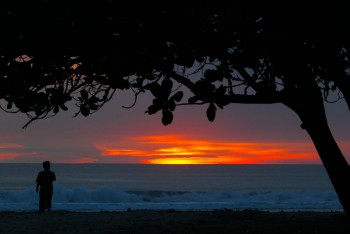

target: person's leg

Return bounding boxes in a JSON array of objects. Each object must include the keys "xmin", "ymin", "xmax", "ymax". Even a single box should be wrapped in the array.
[
  {"xmin": 47, "ymin": 192, "xmax": 53, "ymax": 211},
  {"xmin": 39, "ymin": 191, "xmax": 46, "ymax": 212}
]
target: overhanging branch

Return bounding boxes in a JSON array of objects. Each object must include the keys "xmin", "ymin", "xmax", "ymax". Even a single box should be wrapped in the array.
[
  {"xmin": 170, "ymin": 70, "xmax": 280, "ymax": 105},
  {"xmin": 228, "ymin": 93, "xmax": 281, "ymax": 104},
  {"xmin": 169, "ymin": 71, "xmax": 197, "ymax": 93}
]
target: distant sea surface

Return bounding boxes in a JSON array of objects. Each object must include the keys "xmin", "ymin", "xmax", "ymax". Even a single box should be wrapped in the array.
[{"xmin": 0, "ymin": 164, "xmax": 342, "ymax": 212}]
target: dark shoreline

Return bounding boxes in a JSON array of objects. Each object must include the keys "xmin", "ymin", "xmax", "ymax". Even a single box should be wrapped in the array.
[{"xmin": 1, "ymin": 209, "xmax": 349, "ymax": 234}]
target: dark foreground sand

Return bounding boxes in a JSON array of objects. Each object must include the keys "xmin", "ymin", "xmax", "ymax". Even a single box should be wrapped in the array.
[{"xmin": 0, "ymin": 210, "xmax": 349, "ymax": 234}]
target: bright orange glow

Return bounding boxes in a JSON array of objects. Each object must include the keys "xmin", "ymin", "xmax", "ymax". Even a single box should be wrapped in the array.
[
  {"xmin": 145, "ymin": 158, "xmax": 210, "ymax": 164},
  {"xmin": 100, "ymin": 148, "xmax": 147, "ymax": 156},
  {"xmin": 154, "ymin": 147, "xmax": 203, "ymax": 156},
  {"xmin": 95, "ymin": 135, "xmax": 319, "ymax": 164}
]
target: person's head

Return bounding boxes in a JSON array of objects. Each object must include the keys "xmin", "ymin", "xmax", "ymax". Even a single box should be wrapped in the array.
[{"xmin": 43, "ymin": 161, "xmax": 51, "ymax": 170}]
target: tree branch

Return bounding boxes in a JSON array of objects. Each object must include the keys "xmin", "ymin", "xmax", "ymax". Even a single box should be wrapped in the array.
[
  {"xmin": 169, "ymin": 71, "xmax": 197, "ymax": 93},
  {"xmin": 228, "ymin": 93, "xmax": 280, "ymax": 104}
]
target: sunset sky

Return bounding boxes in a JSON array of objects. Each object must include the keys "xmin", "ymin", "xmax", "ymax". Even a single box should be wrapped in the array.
[{"xmin": 1, "ymin": 90, "xmax": 350, "ymax": 164}]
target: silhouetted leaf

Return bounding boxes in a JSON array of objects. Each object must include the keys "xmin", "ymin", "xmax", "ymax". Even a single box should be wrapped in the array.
[
  {"xmin": 171, "ymin": 91, "xmax": 183, "ymax": 102},
  {"xmin": 59, "ymin": 103, "xmax": 68, "ymax": 111},
  {"xmin": 162, "ymin": 108, "xmax": 173, "ymax": 126},
  {"xmin": 88, "ymin": 96, "xmax": 99, "ymax": 104},
  {"xmin": 146, "ymin": 104, "xmax": 161, "ymax": 115},
  {"xmin": 216, "ymin": 85, "xmax": 227, "ymax": 95},
  {"xmin": 196, "ymin": 56, "xmax": 204, "ymax": 63},
  {"xmin": 185, "ymin": 56, "xmax": 195, "ymax": 68},
  {"xmin": 209, "ymin": 56, "xmax": 216, "ymax": 63},
  {"xmin": 206, "ymin": 103, "xmax": 216, "ymax": 122},
  {"xmin": 195, "ymin": 80, "xmax": 215, "ymax": 93},
  {"xmin": 175, "ymin": 50, "xmax": 195, "ymax": 68},
  {"xmin": 152, "ymin": 98, "xmax": 163, "ymax": 106},
  {"xmin": 188, "ymin": 96, "xmax": 199, "ymax": 104},
  {"xmin": 35, "ymin": 108, "xmax": 43, "ymax": 116},
  {"xmin": 161, "ymin": 79, "xmax": 173, "ymax": 97},
  {"xmin": 168, "ymin": 100, "xmax": 176, "ymax": 111},
  {"xmin": 204, "ymin": 69, "xmax": 219, "ymax": 83},
  {"xmin": 53, "ymin": 106, "xmax": 60, "ymax": 114},
  {"xmin": 89, "ymin": 104, "xmax": 99, "ymax": 111},
  {"xmin": 116, "ymin": 78, "xmax": 130, "ymax": 90},
  {"xmin": 144, "ymin": 74, "xmax": 157, "ymax": 81},
  {"xmin": 150, "ymin": 82, "xmax": 161, "ymax": 97},
  {"xmin": 6, "ymin": 102, "xmax": 12, "ymax": 109},
  {"xmin": 80, "ymin": 106, "xmax": 90, "ymax": 116},
  {"xmin": 215, "ymin": 95, "xmax": 230, "ymax": 109},
  {"xmin": 80, "ymin": 90, "xmax": 89, "ymax": 101}
]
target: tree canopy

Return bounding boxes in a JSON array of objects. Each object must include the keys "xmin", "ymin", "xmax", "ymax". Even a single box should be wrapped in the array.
[
  {"xmin": 1, "ymin": 0, "xmax": 350, "ymax": 214},
  {"xmin": 1, "ymin": 1, "xmax": 350, "ymax": 126}
]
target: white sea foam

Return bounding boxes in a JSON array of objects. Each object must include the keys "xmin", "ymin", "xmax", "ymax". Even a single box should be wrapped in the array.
[
  {"xmin": 0, "ymin": 184, "xmax": 342, "ymax": 212},
  {"xmin": 0, "ymin": 164, "xmax": 343, "ymax": 212}
]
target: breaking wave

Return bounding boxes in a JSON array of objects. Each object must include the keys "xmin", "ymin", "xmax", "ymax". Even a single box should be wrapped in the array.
[{"xmin": 0, "ymin": 184, "xmax": 342, "ymax": 212}]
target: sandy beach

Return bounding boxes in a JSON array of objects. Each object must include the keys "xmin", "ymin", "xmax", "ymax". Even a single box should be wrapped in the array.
[{"xmin": 0, "ymin": 210, "xmax": 349, "ymax": 234}]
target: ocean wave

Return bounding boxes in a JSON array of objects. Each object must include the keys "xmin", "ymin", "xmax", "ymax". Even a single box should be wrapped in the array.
[{"xmin": 0, "ymin": 184, "xmax": 342, "ymax": 212}]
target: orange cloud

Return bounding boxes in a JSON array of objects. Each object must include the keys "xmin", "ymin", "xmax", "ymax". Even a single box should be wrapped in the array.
[
  {"xmin": 0, "ymin": 143, "xmax": 25, "ymax": 149},
  {"xmin": 63, "ymin": 157, "xmax": 98, "ymax": 164},
  {"xmin": 100, "ymin": 148, "xmax": 148, "ymax": 157},
  {"xmin": 0, "ymin": 142, "xmax": 38, "ymax": 162},
  {"xmin": 0, "ymin": 152, "xmax": 37, "ymax": 161},
  {"xmin": 95, "ymin": 135, "xmax": 319, "ymax": 164}
]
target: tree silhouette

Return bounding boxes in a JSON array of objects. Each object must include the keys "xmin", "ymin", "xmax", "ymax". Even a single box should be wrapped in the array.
[{"xmin": 1, "ymin": 1, "xmax": 350, "ymax": 215}]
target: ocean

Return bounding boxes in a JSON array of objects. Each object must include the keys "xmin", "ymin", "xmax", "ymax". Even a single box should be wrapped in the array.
[{"xmin": 0, "ymin": 164, "xmax": 342, "ymax": 212}]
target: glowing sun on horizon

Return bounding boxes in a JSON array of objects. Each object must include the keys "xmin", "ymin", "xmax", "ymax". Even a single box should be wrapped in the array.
[{"xmin": 94, "ymin": 135, "xmax": 319, "ymax": 164}]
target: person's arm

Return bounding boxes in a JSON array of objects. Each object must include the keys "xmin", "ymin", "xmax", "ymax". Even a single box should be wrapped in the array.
[{"xmin": 35, "ymin": 174, "xmax": 40, "ymax": 193}]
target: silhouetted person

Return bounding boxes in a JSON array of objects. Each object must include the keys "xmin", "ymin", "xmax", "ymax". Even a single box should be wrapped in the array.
[{"xmin": 36, "ymin": 161, "xmax": 56, "ymax": 212}]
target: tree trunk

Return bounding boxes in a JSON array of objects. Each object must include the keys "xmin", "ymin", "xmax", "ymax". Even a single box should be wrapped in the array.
[
  {"xmin": 302, "ymin": 112, "xmax": 350, "ymax": 215},
  {"xmin": 282, "ymin": 75, "xmax": 350, "ymax": 216}
]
